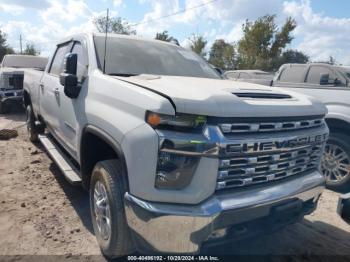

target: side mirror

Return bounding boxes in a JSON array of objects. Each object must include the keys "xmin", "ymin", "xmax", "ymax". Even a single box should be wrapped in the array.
[
  {"xmin": 64, "ymin": 53, "xmax": 77, "ymax": 75},
  {"xmin": 60, "ymin": 73, "xmax": 79, "ymax": 98},
  {"xmin": 59, "ymin": 53, "xmax": 80, "ymax": 99},
  {"xmin": 320, "ymin": 73, "xmax": 330, "ymax": 85}
]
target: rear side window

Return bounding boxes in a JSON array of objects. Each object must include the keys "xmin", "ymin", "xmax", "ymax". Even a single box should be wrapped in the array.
[
  {"xmin": 306, "ymin": 66, "xmax": 335, "ymax": 84},
  {"xmin": 278, "ymin": 65, "xmax": 306, "ymax": 83},
  {"xmin": 49, "ymin": 43, "xmax": 71, "ymax": 76}
]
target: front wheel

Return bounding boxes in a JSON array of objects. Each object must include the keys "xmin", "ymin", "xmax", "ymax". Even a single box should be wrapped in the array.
[
  {"xmin": 322, "ymin": 132, "xmax": 350, "ymax": 191},
  {"xmin": 90, "ymin": 159, "xmax": 134, "ymax": 258}
]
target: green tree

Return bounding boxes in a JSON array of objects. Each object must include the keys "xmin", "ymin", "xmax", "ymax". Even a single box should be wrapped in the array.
[
  {"xmin": 93, "ymin": 16, "xmax": 136, "ymax": 35},
  {"xmin": 155, "ymin": 31, "xmax": 174, "ymax": 42},
  {"xmin": 278, "ymin": 49, "xmax": 309, "ymax": 65},
  {"xmin": 23, "ymin": 43, "xmax": 40, "ymax": 56},
  {"xmin": 237, "ymin": 15, "xmax": 296, "ymax": 71},
  {"xmin": 189, "ymin": 34, "xmax": 207, "ymax": 58},
  {"xmin": 208, "ymin": 39, "xmax": 235, "ymax": 70},
  {"xmin": 0, "ymin": 30, "xmax": 14, "ymax": 62}
]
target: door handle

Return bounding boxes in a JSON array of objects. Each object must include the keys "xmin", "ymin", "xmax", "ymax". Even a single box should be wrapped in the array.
[{"xmin": 54, "ymin": 88, "xmax": 60, "ymax": 96}]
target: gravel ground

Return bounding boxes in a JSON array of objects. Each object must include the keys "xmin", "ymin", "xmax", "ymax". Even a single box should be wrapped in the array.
[{"xmin": 0, "ymin": 111, "xmax": 349, "ymax": 261}]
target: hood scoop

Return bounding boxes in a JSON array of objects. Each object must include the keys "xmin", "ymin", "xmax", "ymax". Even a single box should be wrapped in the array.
[{"xmin": 233, "ymin": 92, "xmax": 292, "ymax": 99}]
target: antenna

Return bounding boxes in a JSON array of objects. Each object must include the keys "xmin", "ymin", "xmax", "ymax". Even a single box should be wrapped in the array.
[
  {"xmin": 20, "ymin": 34, "xmax": 23, "ymax": 54},
  {"xmin": 102, "ymin": 8, "xmax": 109, "ymax": 74}
]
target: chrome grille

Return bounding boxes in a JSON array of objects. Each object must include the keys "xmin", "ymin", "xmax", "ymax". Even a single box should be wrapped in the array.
[
  {"xmin": 217, "ymin": 143, "xmax": 324, "ymax": 190},
  {"xmin": 219, "ymin": 118, "xmax": 324, "ymax": 133}
]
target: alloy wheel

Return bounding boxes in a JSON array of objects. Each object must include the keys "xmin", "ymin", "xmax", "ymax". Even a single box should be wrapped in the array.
[
  {"xmin": 322, "ymin": 143, "xmax": 350, "ymax": 183},
  {"xmin": 93, "ymin": 181, "xmax": 112, "ymax": 241}
]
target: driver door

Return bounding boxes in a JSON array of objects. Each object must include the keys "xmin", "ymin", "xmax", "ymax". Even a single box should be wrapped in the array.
[
  {"xmin": 58, "ymin": 41, "xmax": 88, "ymax": 159},
  {"xmin": 40, "ymin": 42, "xmax": 73, "ymax": 144}
]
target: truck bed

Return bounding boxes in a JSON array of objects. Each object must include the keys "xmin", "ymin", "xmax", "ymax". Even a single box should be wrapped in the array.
[{"xmin": 23, "ymin": 68, "xmax": 44, "ymax": 116}]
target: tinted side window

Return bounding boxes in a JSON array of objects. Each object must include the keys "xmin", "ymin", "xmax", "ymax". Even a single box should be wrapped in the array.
[
  {"xmin": 306, "ymin": 66, "xmax": 335, "ymax": 84},
  {"xmin": 279, "ymin": 65, "xmax": 306, "ymax": 83},
  {"xmin": 49, "ymin": 44, "xmax": 70, "ymax": 76},
  {"xmin": 71, "ymin": 42, "xmax": 88, "ymax": 82}
]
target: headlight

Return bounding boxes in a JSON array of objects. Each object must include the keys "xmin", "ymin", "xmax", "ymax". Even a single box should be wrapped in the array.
[
  {"xmin": 147, "ymin": 112, "xmax": 209, "ymax": 190},
  {"xmin": 146, "ymin": 111, "xmax": 206, "ymax": 130},
  {"xmin": 155, "ymin": 151, "xmax": 200, "ymax": 190}
]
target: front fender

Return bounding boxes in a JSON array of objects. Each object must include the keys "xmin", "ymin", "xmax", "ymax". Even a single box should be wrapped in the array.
[{"xmin": 325, "ymin": 104, "xmax": 350, "ymax": 124}]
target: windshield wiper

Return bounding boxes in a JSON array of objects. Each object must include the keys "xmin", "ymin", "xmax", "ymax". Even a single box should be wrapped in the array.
[{"xmin": 108, "ymin": 73, "xmax": 139, "ymax": 77}]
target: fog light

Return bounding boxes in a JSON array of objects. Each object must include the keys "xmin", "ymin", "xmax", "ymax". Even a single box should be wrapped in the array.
[{"xmin": 155, "ymin": 151, "xmax": 199, "ymax": 190}]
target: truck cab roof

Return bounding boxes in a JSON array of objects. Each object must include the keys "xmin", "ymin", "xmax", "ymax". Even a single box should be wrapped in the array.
[{"xmin": 1, "ymin": 55, "xmax": 48, "ymax": 70}]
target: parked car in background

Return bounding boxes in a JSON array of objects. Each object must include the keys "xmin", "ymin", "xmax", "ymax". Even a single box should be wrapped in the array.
[
  {"xmin": 272, "ymin": 63, "xmax": 350, "ymax": 190},
  {"xmin": 0, "ymin": 54, "xmax": 48, "ymax": 113},
  {"xmin": 23, "ymin": 33, "xmax": 328, "ymax": 257},
  {"xmin": 224, "ymin": 70, "xmax": 274, "ymax": 86}
]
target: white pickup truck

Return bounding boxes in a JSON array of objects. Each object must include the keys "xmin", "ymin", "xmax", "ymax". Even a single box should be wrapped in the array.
[
  {"xmin": 273, "ymin": 63, "xmax": 350, "ymax": 191},
  {"xmin": 0, "ymin": 54, "xmax": 48, "ymax": 113},
  {"xmin": 23, "ymin": 33, "xmax": 328, "ymax": 257}
]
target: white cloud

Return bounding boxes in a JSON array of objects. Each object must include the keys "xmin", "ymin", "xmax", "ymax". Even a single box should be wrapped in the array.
[
  {"xmin": 177, "ymin": 0, "xmax": 283, "ymax": 24},
  {"xmin": 283, "ymin": 0, "xmax": 350, "ymax": 64},
  {"xmin": 215, "ymin": 22, "xmax": 243, "ymax": 44},
  {"xmin": 0, "ymin": 3, "xmax": 25, "ymax": 15},
  {"xmin": 0, "ymin": 0, "xmax": 50, "ymax": 10},
  {"xmin": 113, "ymin": 0, "xmax": 123, "ymax": 6},
  {"xmin": 135, "ymin": 0, "xmax": 180, "ymax": 37},
  {"xmin": 40, "ymin": 0, "xmax": 92, "ymax": 23}
]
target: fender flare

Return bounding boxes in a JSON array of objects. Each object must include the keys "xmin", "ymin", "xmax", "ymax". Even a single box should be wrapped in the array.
[{"xmin": 80, "ymin": 124, "xmax": 129, "ymax": 189}]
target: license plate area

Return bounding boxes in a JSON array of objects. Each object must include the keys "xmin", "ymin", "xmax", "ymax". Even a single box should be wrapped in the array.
[{"xmin": 271, "ymin": 199, "xmax": 303, "ymax": 224}]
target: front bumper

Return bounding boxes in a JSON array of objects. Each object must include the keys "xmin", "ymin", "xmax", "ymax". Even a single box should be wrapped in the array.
[{"xmin": 124, "ymin": 170, "xmax": 324, "ymax": 254}]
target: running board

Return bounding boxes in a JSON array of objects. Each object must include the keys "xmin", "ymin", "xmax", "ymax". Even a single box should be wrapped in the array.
[{"xmin": 39, "ymin": 134, "xmax": 82, "ymax": 185}]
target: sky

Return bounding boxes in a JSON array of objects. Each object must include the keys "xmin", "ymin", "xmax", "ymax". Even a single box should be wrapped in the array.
[{"xmin": 0, "ymin": 0, "xmax": 349, "ymax": 64}]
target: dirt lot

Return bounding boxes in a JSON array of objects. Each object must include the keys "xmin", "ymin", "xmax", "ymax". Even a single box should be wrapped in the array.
[{"xmin": 0, "ymin": 111, "xmax": 350, "ymax": 261}]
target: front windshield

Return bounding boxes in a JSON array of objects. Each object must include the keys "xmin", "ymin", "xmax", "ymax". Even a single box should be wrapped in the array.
[{"xmin": 94, "ymin": 36, "xmax": 220, "ymax": 79}]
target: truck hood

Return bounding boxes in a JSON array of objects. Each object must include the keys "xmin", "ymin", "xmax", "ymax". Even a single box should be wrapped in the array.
[{"xmin": 114, "ymin": 75, "xmax": 327, "ymax": 118}]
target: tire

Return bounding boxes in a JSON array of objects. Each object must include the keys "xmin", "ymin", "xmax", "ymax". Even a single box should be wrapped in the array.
[
  {"xmin": 90, "ymin": 159, "xmax": 134, "ymax": 258},
  {"xmin": 0, "ymin": 101, "xmax": 10, "ymax": 114},
  {"xmin": 26, "ymin": 105, "xmax": 40, "ymax": 142},
  {"xmin": 322, "ymin": 132, "xmax": 350, "ymax": 191}
]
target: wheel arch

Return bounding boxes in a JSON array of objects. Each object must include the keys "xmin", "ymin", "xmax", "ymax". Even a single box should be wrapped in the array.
[
  {"xmin": 23, "ymin": 90, "xmax": 31, "ymax": 107},
  {"xmin": 80, "ymin": 125, "xmax": 129, "ymax": 190},
  {"xmin": 326, "ymin": 118, "xmax": 350, "ymax": 134}
]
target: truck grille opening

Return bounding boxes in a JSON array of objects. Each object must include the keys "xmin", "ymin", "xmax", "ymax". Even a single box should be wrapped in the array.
[
  {"xmin": 2, "ymin": 73, "xmax": 24, "ymax": 90},
  {"xmin": 9, "ymin": 75, "xmax": 24, "ymax": 89},
  {"xmin": 219, "ymin": 118, "xmax": 324, "ymax": 134},
  {"xmin": 233, "ymin": 92, "xmax": 291, "ymax": 99},
  {"xmin": 215, "ymin": 116, "xmax": 327, "ymax": 190},
  {"xmin": 217, "ymin": 144, "xmax": 323, "ymax": 190}
]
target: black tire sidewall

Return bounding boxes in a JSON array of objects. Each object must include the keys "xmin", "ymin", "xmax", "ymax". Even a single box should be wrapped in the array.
[
  {"xmin": 324, "ymin": 132, "xmax": 350, "ymax": 190},
  {"xmin": 89, "ymin": 160, "xmax": 131, "ymax": 258},
  {"xmin": 26, "ymin": 105, "xmax": 38, "ymax": 142}
]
